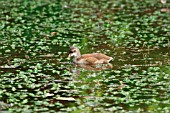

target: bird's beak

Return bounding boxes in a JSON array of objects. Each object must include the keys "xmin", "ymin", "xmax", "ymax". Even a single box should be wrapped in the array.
[{"xmin": 68, "ymin": 53, "xmax": 72, "ymax": 58}]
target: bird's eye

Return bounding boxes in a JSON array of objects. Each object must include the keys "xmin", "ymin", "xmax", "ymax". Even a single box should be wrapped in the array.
[{"xmin": 69, "ymin": 49, "xmax": 76, "ymax": 53}]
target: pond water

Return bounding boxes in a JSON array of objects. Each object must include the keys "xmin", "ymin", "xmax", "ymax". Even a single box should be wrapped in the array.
[{"xmin": 0, "ymin": 0, "xmax": 170, "ymax": 112}]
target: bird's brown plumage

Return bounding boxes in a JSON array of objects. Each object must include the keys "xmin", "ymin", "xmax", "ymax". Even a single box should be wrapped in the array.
[{"xmin": 68, "ymin": 47, "xmax": 113, "ymax": 64}]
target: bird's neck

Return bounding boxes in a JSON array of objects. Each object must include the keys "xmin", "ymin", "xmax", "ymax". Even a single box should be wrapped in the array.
[
  {"xmin": 76, "ymin": 51, "xmax": 81, "ymax": 58},
  {"xmin": 73, "ymin": 51, "xmax": 81, "ymax": 63}
]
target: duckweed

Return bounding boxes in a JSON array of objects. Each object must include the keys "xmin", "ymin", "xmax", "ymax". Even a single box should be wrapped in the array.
[{"xmin": 0, "ymin": 0, "xmax": 170, "ymax": 112}]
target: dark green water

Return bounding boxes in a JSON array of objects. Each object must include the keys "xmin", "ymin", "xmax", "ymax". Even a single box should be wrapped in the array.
[{"xmin": 0, "ymin": 0, "xmax": 170, "ymax": 112}]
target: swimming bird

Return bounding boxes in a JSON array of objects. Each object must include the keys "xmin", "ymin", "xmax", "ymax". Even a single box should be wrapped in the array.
[{"xmin": 68, "ymin": 46, "xmax": 113, "ymax": 65}]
